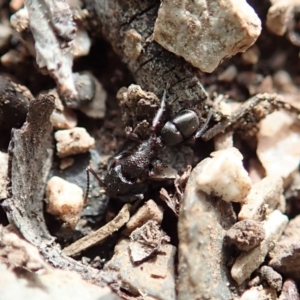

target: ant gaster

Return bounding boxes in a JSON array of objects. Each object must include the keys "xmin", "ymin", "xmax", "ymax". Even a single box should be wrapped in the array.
[{"xmin": 86, "ymin": 89, "xmax": 212, "ymax": 201}]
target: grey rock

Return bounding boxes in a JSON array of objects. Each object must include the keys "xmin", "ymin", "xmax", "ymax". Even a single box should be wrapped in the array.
[
  {"xmin": 178, "ymin": 161, "xmax": 236, "ymax": 300},
  {"xmin": 103, "ymin": 239, "xmax": 176, "ymax": 300}
]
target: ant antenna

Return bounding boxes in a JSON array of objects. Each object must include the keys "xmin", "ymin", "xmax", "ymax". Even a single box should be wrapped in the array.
[
  {"xmin": 151, "ymin": 88, "xmax": 168, "ymax": 133},
  {"xmin": 195, "ymin": 109, "xmax": 214, "ymax": 138},
  {"xmin": 84, "ymin": 168, "xmax": 90, "ymax": 204}
]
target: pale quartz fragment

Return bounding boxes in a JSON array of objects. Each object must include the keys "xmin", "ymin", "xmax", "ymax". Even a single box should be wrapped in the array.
[
  {"xmin": 231, "ymin": 210, "xmax": 288, "ymax": 285},
  {"xmin": 273, "ymin": 70, "xmax": 298, "ymax": 94},
  {"xmin": 0, "ymin": 25, "xmax": 12, "ymax": 51},
  {"xmin": 240, "ymin": 286, "xmax": 277, "ymax": 300},
  {"xmin": 0, "ymin": 152, "xmax": 8, "ymax": 200},
  {"xmin": 153, "ymin": 0, "xmax": 261, "ymax": 72},
  {"xmin": 196, "ymin": 147, "xmax": 252, "ymax": 203},
  {"xmin": 239, "ymin": 175, "xmax": 284, "ymax": 221},
  {"xmin": 55, "ymin": 127, "xmax": 95, "ymax": 158},
  {"xmin": 10, "ymin": 7, "xmax": 29, "ymax": 32},
  {"xmin": 123, "ymin": 29, "xmax": 143, "ymax": 60},
  {"xmin": 46, "ymin": 176, "xmax": 84, "ymax": 228},
  {"xmin": 257, "ymin": 110, "xmax": 300, "ymax": 183},
  {"xmin": 214, "ymin": 131, "xmax": 234, "ymax": 151},
  {"xmin": 241, "ymin": 45, "xmax": 260, "ymax": 65},
  {"xmin": 59, "ymin": 157, "xmax": 75, "ymax": 170},
  {"xmin": 50, "ymin": 89, "xmax": 78, "ymax": 129},
  {"xmin": 218, "ymin": 65, "xmax": 237, "ymax": 82},
  {"xmin": 73, "ymin": 28, "xmax": 91, "ymax": 58},
  {"xmin": 248, "ymin": 159, "xmax": 265, "ymax": 184},
  {"xmin": 10, "ymin": 0, "xmax": 24, "ymax": 12},
  {"xmin": 124, "ymin": 199, "xmax": 163, "ymax": 235},
  {"xmin": 79, "ymin": 74, "xmax": 107, "ymax": 119},
  {"xmin": 266, "ymin": 0, "xmax": 295, "ymax": 36}
]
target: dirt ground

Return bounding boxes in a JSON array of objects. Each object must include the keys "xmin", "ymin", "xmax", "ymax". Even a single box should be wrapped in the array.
[{"xmin": 1, "ymin": 0, "xmax": 300, "ymax": 299}]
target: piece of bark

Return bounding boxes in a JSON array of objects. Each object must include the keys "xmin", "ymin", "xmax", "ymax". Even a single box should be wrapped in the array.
[
  {"xmin": 83, "ymin": 0, "xmax": 208, "ymax": 115},
  {"xmin": 0, "ymin": 94, "xmax": 108, "ymax": 286},
  {"xmin": 63, "ymin": 204, "xmax": 131, "ymax": 257},
  {"xmin": 2, "ymin": 94, "xmax": 55, "ymax": 245},
  {"xmin": 202, "ymin": 93, "xmax": 300, "ymax": 141}
]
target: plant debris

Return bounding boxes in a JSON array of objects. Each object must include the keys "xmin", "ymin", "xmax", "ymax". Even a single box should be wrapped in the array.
[{"xmin": 63, "ymin": 204, "xmax": 131, "ymax": 257}]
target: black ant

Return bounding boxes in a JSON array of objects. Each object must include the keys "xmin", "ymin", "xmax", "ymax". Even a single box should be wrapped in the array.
[{"xmin": 86, "ymin": 89, "xmax": 212, "ymax": 202}]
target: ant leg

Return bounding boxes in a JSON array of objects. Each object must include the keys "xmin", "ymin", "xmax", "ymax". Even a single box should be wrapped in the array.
[
  {"xmin": 151, "ymin": 88, "xmax": 167, "ymax": 133},
  {"xmin": 84, "ymin": 168, "xmax": 91, "ymax": 204},
  {"xmin": 195, "ymin": 109, "xmax": 213, "ymax": 138},
  {"xmin": 108, "ymin": 151, "xmax": 132, "ymax": 168},
  {"xmin": 84, "ymin": 167, "xmax": 106, "ymax": 204},
  {"xmin": 125, "ymin": 127, "xmax": 141, "ymax": 143},
  {"xmin": 86, "ymin": 166, "xmax": 107, "ymax": 187}
]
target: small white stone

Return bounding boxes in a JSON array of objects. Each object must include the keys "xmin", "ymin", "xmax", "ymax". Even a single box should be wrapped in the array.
[
  {"xmin": 73, "ymin": 28, "xmax": 91, "ymax": 58},
  {"xmin": 266, "ymin": 0, "xmax": 294, "ymax": 36},
  {"xmin": 46, "ymin": 176, "xmax": 84, "ymax": 228},
  {"xmin": 123, "ymin": 29, "xmax": 143, "ymax": 60},
  {"xmin": 257, "ymin": 110, "xmax": 300, "ymax": 183},
  {"xmin": 196, "ymin": 147, "xmax": 252, "ymax": 203},
  {"xmin": 50, "ymin": 89, "xmax": 78, "ymax": 129},
  {"xmin": 79, "ymin": 75, "xmax": 107, "ymax": 119},
  {"xmin": 241, "ymin": 45, "xmax": 260, "ymax": 65},
  {"xmin": 240, "ymin": 286, "xmax": 277, "ymax": 300},
  {"xmin": 239, "ymin": 175, "xmax": 284, "ymax": 221},
  {"xmin": 231, "ymin": 210, "xmax": 288, "ymax": 285},
  {"xmin": 218, "ymin": 65, "xmax": 237, "ymax": 82},
  {"xmin": 10, "ymin": 7, "xmax": 29, "ymax": 32},
  {"xmin": 55, "ymin": 127, "xmax": 95, "ymax": 158},
  {"xmin": 59, "ymin": 157, "xmax": 75, "ymax": 170},
  {"xmin": 153, "ymin": 0, "xmax": 261, "ymax": 73}
]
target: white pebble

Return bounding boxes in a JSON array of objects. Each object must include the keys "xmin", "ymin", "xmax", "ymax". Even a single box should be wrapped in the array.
[
  {"xmin": 239, "ymin": 175, "xmax": 284, "ymax": 221},
  {"xmin": 46, "ymin": 176, "xmax": 84, "ymax": 228},
  {"xmin": 196, "ymin": 147, "xmax": 252, "ymax": 203},
  {"xmin": 55, "ymin": 127, "xmax": 95, "ymax": 158},
  {"xmin": 153, "ymin": 0, "xmax": 261, "ymax": 72},
  {"xmin": 50, "ymin": 89, "xmax": 78, "ymax": 129},
  {"xmin": 257, "ymin": 110, "xmax": 300, "ymax": 183}
]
